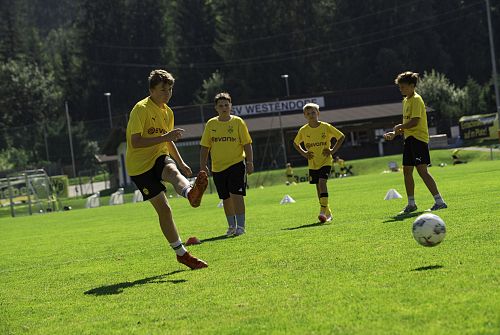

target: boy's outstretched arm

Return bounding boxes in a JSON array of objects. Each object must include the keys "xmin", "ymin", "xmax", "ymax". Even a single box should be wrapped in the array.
[{"xmin": 130, "ymin": 128, "xmax": 185, "ymax": 148}]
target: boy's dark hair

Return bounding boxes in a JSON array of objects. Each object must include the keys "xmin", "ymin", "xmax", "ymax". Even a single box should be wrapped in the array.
[
  {"xmin": 214, "ymin": 92, "xmax": 232, "ymax": 104},
  {"xmin": 148, "ymin": 69, "xmax": 175, "ymax": 89},
  {"xmin": 395, "ymin": 71, "xmax": 419, "ymax": 86}
]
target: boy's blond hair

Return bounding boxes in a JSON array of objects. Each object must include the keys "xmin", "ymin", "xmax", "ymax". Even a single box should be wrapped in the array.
[
  {"xmin": 303, "ymin": 103, "xmax": 320, "ymax": 112},
  {"xmin": 214, "ymin": 92, "xmax": 232, "ymax": 104}
]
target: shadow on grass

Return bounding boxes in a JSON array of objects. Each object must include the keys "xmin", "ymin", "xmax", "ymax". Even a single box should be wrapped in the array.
[
  {"xmin": 84, "ymin": 270, "xmax": 186, "ymax": 296},
  {"xmin": 199, "ymin": 234, "xmax": 234, "ymax": 243},
  {"xmin": 283, "ymin": 222, "xmax": 330, "ymax": 231},
  {"xmin": 411, "ymin": 265, "xmax": 444, "ymax": 272},
  {"xmin": 383, "ymin": 211, "xmax": 424, "ymax": 223}
]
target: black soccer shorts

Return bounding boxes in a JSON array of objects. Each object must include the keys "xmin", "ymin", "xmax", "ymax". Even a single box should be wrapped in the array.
[
  {"xmin": 130, "ymin": 155, "xmax": 176, "ymax": 200},
  {"xmin": 402, "ymin": 136, "xmax": 431, "ymax": 166},
  {"xmin": 212, "ymin": 161, "xmax": 247, "ymax": 200},
  {"xmin": 308, "ymin": 165, "xmax": 331, "ymax": 184}
]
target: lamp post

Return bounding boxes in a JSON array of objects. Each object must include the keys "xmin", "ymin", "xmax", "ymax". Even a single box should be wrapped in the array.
[
  {"xmin": 65, "ymin": 101, "xmax": 77, "ymax": 178},
  {"xmin": 278, "ymin": 74, "xmax": 290, "ymax": 166},
  {"xmin": 280, "ymin": 74, "xmax": 290, "ymax": 97},
  {"xmin": 104, "ymin": 92, "xmax": 113, "ymax": 128}
]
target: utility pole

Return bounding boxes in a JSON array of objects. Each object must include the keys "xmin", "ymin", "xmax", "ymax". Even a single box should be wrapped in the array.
[
  {"xmin": 104, "ymin": 92, "xmax": 113, "ymax": 128},
  {"xmin": 485, "ymin": 0, "xmax": 500, "ymax": 127},
  {"xmin": 65, "ymin": 101, "xmax": 77, "ymax": 178},
  {"xmin": 279, "ymin": 74, "xmax": 290, "ymax": 166}
]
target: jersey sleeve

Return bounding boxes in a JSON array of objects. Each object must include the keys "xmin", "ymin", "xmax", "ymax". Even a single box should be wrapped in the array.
[
  {"xmin": 328, "ymin": 124, "xmax": 344, "ymax": 140},
  {"xmin": 200, "ymin": 121, "xmax": 212, "ymax": 148},
  {"xmin": 293, "ymin": 128, "xmax": 303, "ymax": 145},
  {"xmin": 238, "ymin": 118, "xmax": 252, "ymax": 145},
  {"xmin": 128, "ymin": 105, "xmax": 145, "ymax": 135},
  {"xmin": 410, "ymin": 97, "xmax": 425, "ymax": 119},
  {"xmin": 167, "ymin": 107, "xmax": 174, "ymax": 131}
]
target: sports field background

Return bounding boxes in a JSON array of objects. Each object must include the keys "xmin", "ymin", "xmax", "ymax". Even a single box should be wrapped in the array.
[{"xmin": 1, "ymin": 151, "xmax": 499, "ymax": 334}]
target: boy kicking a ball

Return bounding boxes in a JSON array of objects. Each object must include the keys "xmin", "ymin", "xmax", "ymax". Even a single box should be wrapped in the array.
[
  {"xmin": 293, "ymin": 103, "xmax": 345, "ymax": 223},
  {"xmin": 200, "ymin": 92, "xmax": 253, "ymax": 236},
  {"xmin": 384, "ymin": 71, "xmax": 447, "ymax": 215},
  {"xmin": 126, "ymin": 69, "xmax": 208, "ymax": 270}
]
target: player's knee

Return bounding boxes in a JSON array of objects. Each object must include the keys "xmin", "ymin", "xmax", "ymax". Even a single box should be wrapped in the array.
[{"xmin": 162, "ymin": 164, "xmax": 179, "ymax": 180}]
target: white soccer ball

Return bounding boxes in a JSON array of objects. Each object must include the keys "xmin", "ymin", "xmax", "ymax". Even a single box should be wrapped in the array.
[{"xmin": 412, "ymin": 213, "xmax": 446, "ymax": 247}]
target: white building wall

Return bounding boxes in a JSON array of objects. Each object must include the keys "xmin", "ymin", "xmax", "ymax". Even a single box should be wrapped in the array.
[{"xmin": 117, "ymin": 142, "xmax": 131, "ymax": 186}]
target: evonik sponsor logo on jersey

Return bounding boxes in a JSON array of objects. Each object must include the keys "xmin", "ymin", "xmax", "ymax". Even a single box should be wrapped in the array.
[
  {"xmin": 305, "ymin": 141, "xmax": 327, "ymax": 149},
  {"xmin": 147, "ymin": 127, "xmax": 167, "ymax": 135},
  {"xmin": 211, "ymin": 136, "xmax": 237, "ymax": 142}
]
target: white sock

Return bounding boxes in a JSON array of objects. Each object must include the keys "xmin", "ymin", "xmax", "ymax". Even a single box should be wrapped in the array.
[
  {"xmin": 408, "ymin": 196, "xmax": 416, "ymax": 206},
  {"xmin": 433, "ymin": 194, "xmax": 444, "ymax": 205},
  {"xmin": 170, "ymin": 239, "xmax": 187, "ymax": 256},
  {"xmin": 181, "ymin": 185, "xmax": 191, "ymax": 198}
]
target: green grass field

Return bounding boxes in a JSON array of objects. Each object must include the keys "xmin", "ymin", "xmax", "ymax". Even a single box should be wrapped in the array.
[{"xmin": 1, "ymin": 157, "xmax": 499, "ymax": 334}]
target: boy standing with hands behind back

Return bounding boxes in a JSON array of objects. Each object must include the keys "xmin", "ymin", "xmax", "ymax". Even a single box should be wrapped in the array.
[
  {"xmin": 293, "ymin": 103, "xmax": 345, "ymax": 223},
  {"xmin": 200, "ymin": 92, "xmax": 254, "ymax": 236}
]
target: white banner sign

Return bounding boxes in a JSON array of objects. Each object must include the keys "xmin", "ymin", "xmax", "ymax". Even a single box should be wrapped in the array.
[{"xmin": 232, "ymin": 97, "xmax": 325, "ymax": 116}]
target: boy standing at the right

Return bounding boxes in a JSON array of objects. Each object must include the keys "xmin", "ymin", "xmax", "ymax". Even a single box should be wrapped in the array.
[{"xmin": 384, "ymin": 71, "xmax": 447, "ymax": 214}]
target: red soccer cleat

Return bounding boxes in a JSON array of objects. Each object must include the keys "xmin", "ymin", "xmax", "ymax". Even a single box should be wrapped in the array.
[
  {"xmin": 318, "ymin": 213, "xmax": 327, "ymax": 223},
  {"xmin": 176, "ymin": 252, "xmax": 208, "ymax": 270},
  {"xmin": 187, "ymin": 171, "xmax": 208, "ymax": 208}
]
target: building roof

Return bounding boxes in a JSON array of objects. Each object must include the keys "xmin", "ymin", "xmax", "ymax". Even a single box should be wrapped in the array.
[{"xmin": 179, "ymin": 102, "xmax": 405, "ymax": 140}]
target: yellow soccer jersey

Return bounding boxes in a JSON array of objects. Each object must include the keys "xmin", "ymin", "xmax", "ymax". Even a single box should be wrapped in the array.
[
  {"xmin": 125, "ymin": 97, "xmax": 174, "ymax": 176},
  {"xmin": 294, "ymin": 122, "xmax": 344, "ymax": 170},
  {"xmin": 403, "ymin": 93, "xmax": 429, "ymax": 143},
  {"xmin": 200, "ymin": 116, "xmax": 252, "ymax": 172}
]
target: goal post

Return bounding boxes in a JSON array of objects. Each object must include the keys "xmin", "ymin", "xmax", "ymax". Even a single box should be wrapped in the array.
[{"xmin": 0, "ymin": 169, "xmax": 60, "ymax": 218}]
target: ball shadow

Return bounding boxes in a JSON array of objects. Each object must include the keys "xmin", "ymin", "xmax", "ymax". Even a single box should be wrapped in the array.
[{"xmin": 383, "ymin": 211, "xmax": 424, "ymax": 223}]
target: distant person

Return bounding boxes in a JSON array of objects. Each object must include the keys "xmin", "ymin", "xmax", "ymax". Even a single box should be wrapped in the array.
[
  {"xmin": 334, "ymin": 156, "xmax": 344, "ymax": 177},
  {"xmin": 293, "ymin": 103, "xmax": 345, "ymax": 223},
  {"xmin": 451, "ymin": 149, "xmax": 467, "ymax": 165},
  {"xmin": 383, "ymin": 71, "xmax": 447, "ymax": 215},
  {"xmin": 285, "ymin": 163, "xmax": 294, "ymax": 185},
  {"xmin": 125, "ymin": 69, "xmax": 208, "ymax": 270},
  {"xmin": 334, "ymin": 156, "xmax": 353, "ymax": 177},
  {"xmin": 200, "ymin": 92, "xmax": 254, "ymax": 237}
]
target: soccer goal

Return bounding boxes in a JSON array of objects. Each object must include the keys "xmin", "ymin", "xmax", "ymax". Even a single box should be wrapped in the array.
[{"xmin": 0, "ymin": 169, "xmax": 59, "ymax": 217}]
